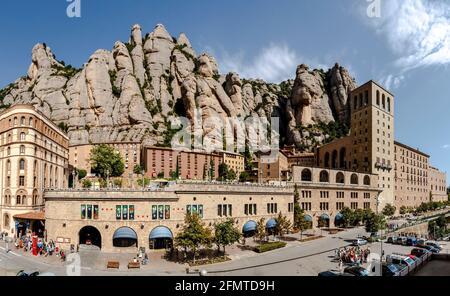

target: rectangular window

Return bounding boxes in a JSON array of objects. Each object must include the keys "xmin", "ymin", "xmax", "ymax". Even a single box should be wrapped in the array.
[
  {"xmin": 19, "ymin": 176, "xmax": 25, "ymax": 186},
  {"xmin": 129, "ymin": 205, "xmax": 135, "ymax": 220},
  {"xmin": 187, "ymin": 205, "xmax": 192, "ymax": 216},
  {"xmin": 165, "ymin": 205, "xmax": 170, "ymax": 220},
  {"xmin": 218, "ymin": 204, "xmax": 222, "ymax": 217},
  {"xmin": 116, "ymin": 205, "xmax": 122, "ymax": 220},
  {"xmin": 86, "ymin": 205, "xmax": 92, "ymax": 219},
  {"xmin": 93, "ymin": 205, "xmax": 99, "ymax": 220},
  {"xmin": 158, "ymin": 205, "xmax": 164, "ymax": 220},
  {"xmin": 122, "ymin": 205, "xmax": 128, "ymax": 220},
  {"xmin": 228, "ymin": 205, "xmax": 232, "ymax": 217},
  {"xmin": 222, "ymin": 204, "xmax": 227, "ymax": 216},
  {"xmin": 152, "ymin": 205, "xmax": 157, "ymax": 220},
  {"xmin": 198, "ymin": 205, "xmax": 203, "ymax": 218},
  {"xmin": 253, "ymin": 204, "xmax": 257, "ymax": 215},
  {"xmin": 244, "ymin": 204, "xmax": 248, "ymax": 215},
  {"xmin": 81, "ymin": 205, "xmax": 86, "ymax": 219}
]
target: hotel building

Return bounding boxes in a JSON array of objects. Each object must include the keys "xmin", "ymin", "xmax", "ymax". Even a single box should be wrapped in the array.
[{"xmin": 0, "ymin": 105, "xmax": 69, "ymax": 237}]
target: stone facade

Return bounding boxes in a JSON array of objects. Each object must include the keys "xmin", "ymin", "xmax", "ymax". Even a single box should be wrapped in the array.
[
  {"xmin": 429, "ymin": 166, "xmax": 447, "ymax": 203},
  {"xmin": 0, "ymin": 105, "xmax": 69, "ymax": 237},
  {"xmin": 258, "ymin": 151, "xmax": 290, "ymax": 183},
  {"xmin": 141, "ymin": 146, "xmax": 222, "ymax": 180},
  {"xmin": 292, "ymin": 166, "xmax": 381, "ymax": 227},
  {"xmin": 44, "ymin": 182, "xmax": 294, "ymax": 253},
  {"xmin": 69, "ymin": 142, "xmax": 141, "ymax": 178},
  {"xmin": 216, "ymin": 150, "xmax": 245, "ymax": 180}
]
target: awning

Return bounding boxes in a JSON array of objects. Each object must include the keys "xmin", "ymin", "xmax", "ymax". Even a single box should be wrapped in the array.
[
  {"xmin": 113, "ymin": 227, "xmax": 137, "ymax": 240},
  {"xmin": 335, "ymin": 213, "xmax": 344, "ymax": 221},
  {"xmin": 13, "ymin": 212, "xmax": 45, "ymax": 221},
  {"xmin": 266, "ymin": 218, "xmax": 277, "ymax": 229},
  {"xmin": 304, "ymin": 215, "xmax": 312, "ymax": 222},
  {"xmin": 319, "ymin": 214, "xmax": 330, "ymax": 220},
  {"xmin": 242, "ymin": 220, "xmax": 257, "ymax": 233},
  {"xmin": 149, "ymin": 226, "xmax": 173, "ymax": 240}
]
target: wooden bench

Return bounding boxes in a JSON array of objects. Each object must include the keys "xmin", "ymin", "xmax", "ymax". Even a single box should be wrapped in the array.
[
  {"xmin": 107, "ymin": 261, "xmax": 120, "ymax": 269},
  {"xmin": 128, "ymin": 262, "xmax": 140, "ymax": 269}
]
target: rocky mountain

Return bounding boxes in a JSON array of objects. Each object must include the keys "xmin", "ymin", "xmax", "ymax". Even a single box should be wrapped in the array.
[{"xmin": 0, "ymin": 24, "xmax": 357, "ymax": 152}]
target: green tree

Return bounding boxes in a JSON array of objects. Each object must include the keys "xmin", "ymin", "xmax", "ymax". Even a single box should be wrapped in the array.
[
  {"xmin": 382, "ymin": 203, "xmax": 396, "ymax": 217},
  {"xmin": 90, "ymin": 144, "xmax": 125, "ymax": 179},
  {"xmin": 399, "ymin": 206, "xmax": 407, "ymax": 215},
  {"xmin": 82, "ymin": 179, "xmax": 92, "ymax": 188},
  {"xmin": 365, "ymin": 213, "xmax": 387, "ymax": 234},
  {"xmin": 137, "ymin": 177, "xmax": 150, "ymax": 187},
  {"xmin": 133, "ymin": 164, "xmax": 143, "ymax": 175},
  {"xmin": 175, "ymin": 213, "xmax": 212, "ymax": 264},
  {"xmin": 274, "ymin": 213, "xmax": 292, "ymax": 238},
  {"xmin": 214, "ymin": 219, "xmax": 241, "ymax": 257},
  {"xmin": 255, "ymin": 218, "xmax": 267, "ymax": 242},
  {"xmin": 353, "ymin": 209, "xmax": 365, "ymax": 226},
  {"xmin": 218, "ymin": 163, "xmax": 229, "ymax": 181},
  {"xmin": 239, "ymin": 171, "xmax": 250, "ymax": 182},
  {"xmin": 77, "ymin": 169, "xmax": 87, "ymax": 180},
  {"xmin": 293, "ymin": 184, "xmax": 310, "ymax": 238},
  {"xmin": 340, "ymin": 207, "xmax": 354, "ymax": 228}
]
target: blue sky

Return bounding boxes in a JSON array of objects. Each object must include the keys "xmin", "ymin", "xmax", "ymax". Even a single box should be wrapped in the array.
[{"xmin": 1, "ymin": 0, "xmax": 449, "ymax": 180}]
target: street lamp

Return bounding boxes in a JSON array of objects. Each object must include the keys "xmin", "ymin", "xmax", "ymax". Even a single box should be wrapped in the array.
[{"xmin": 72, "ymin": 170, "xmax": 77, "ymax": 189}]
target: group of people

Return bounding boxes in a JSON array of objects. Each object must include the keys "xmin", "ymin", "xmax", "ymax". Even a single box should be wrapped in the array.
[
  {"xmin": 335, "ymin": 246, "xmax": 371, "ymax": 266},
  {"xmin": 13, "ymin": 235, "xmax": 67, "ymax": 261},
  {"xmin": 134, "ymin": 249, "xmax": 149, "ymax": 265}
]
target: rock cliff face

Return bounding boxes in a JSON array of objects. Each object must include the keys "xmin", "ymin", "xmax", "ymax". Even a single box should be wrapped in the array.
[{"xmin": 0, "ymin": 24, "xmax": 357, "ymax": 151}]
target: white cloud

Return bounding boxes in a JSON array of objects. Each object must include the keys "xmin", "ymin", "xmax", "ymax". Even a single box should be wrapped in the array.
[
  {"xmin": 363, "ymin": 0, "xmax": 450, "ymax": 90},
  {"xmin": 374, "ymin": 0, "xmax": 450, "ymax": 70},
  {"xmin": 213, "ymin": 43, "xmax": 330, "ymax": 83},
  {"xmin": 441, "ymin": 144, "xmax": 450, "ymax": 149}
]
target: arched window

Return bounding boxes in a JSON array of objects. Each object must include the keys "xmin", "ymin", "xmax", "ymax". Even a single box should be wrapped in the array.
[
  {"xmin": 363, "ymin": 175, "xmax": 371, "ymax": 186},
  {"xmin": 8, "ymin": 119, "xmax": 12, "ymax": 127},
  {"xmin": 301, "ymin": 169, "xmax": 312, "ymax": 182},
  {"xmin": 319, "ymin": 170, "xmax": 329, "ymax": 183},
  {"xmin": 16, "ymin": 195, "xmax": 21, "ymax": 205},
  {"xmin": 13, "ymin": 117, "xmax": 17, "ymax": 126},
  {"xmin": 359, "ymin": 94, "xmax": 363, "ymax": 107},
  {"xmin": 7, "ymin": 146, "xmax": 10, "ymax": 156},
  {"xmin": 20, "ymin": 145, "xmax": 25, "ymax": 154},
  {"xmin": 351, "ymin": 174, "xmax": 359, "ymax": 185},
  {"xmin": 29, "ymin": 117, "xmax": 33, "ymax": 127},
  {"xmin": 382, "ymin": 94, "xmax": 386, "ymax": 109},
  {"xmin": 364, "ymin": 91, "xmax": 369, "ymax": 105},
  {"xmin": 339, "ymin": 148, "xmax": 346, "ymax": 169},
  {"xmin": 19, "ymin": 159, "xmax": 25, "ymax": 170},
  {"xmin": 20, "ymin": 117, "xmax": 25, "ymax": 126},
  {"xmin": 6, "ymin": 160, "xmax": 11, "ymax": 173},
  {"xmin": 332, "ymin": 150, "xmax": 338, "ymax": 169},
  {"xmin": 7, "ymin": 134, "xmax": 11, "ymax": 143},
  {"xmin": 22, "ymin": 195, "xmax": 27, "ymax": 205},
  {"xmin": 376, "ymin": 90, "xmax": 380, "ymax": 106},
  {"xmin": 336, "ymin": 172, "xmax": 345, "ymax": 184},
  {"xmin": 20, "ymin": 132, "xmax": 26, "ymax": 141},
  {"xmin": 387, "ymin": 97, "xmax": 391, "ymax": 112},
  {"xmin": 324, "ymin": 152, "xmax": 330, "ymax": 168}
]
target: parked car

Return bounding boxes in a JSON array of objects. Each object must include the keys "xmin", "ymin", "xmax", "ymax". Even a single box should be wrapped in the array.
[
  {"xmin": 395, "ymin": 237, "xmax": 406, "ymax": 245},
  {"xmin": 352, "ymin": 238, "xmax": 368, "ymax": 246},
  {"xmin": 344, "ymin": 266, "xmax": 370, "ymax": 276},
  {"xmin": 417, "ymin": 239, "xmax": 426, "ymax": 245},
  {"xmin": 16, "ymin": 270, "xmax": 40, "ymax": 277},
  {"xmin": 411, "ymin": 248, "xmax": 431, "ymax": 258},
  {"xmin": 382, "ymin": 263, "xmax": 401, "ymax": 276},
  {"xmin": 425, "ymin": 241, "xmax": 442, "ymax": 250},
  {"xmin": 417, "ymin": 244, "xmax": 440, "ymax": 254},
  {"xmin": 387, "ymin": 236, "xmax": 398, "ymax": 244},
  {"xmin": 386, "ymin": 254, "xmax": 417, "ymax": 272},
  {"xmin": 406, "ymin": 237, "xmax": 418, "ymax": 246}
]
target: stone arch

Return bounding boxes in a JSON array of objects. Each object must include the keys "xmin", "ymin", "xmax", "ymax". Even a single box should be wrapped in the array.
[
  {"xmin": 79, "ymin": 226, "xmax": 102, "ymax": 249},
  {"xmin": 301, "ymin": 169, "xmax": 312, "ymax": 182},
  {"xmin": 149, "ymin": 226, "xmax": 174, "ymax": 250},
  {"xmin": 336, "ymin": 172, "xmax": 345, "ymax": 184},
  {"xmin": 350, "ymin": 173, "xmax": 359, "ymax": 185},
  {"xmin": 319, "ymin": 170, "xmax": 329, "ymax": 183}
]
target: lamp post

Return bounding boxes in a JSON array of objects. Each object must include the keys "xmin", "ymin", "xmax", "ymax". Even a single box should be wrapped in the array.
[{"xmin": 72, "ymin": 170, "xmax": 77, "ymax": 189}]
